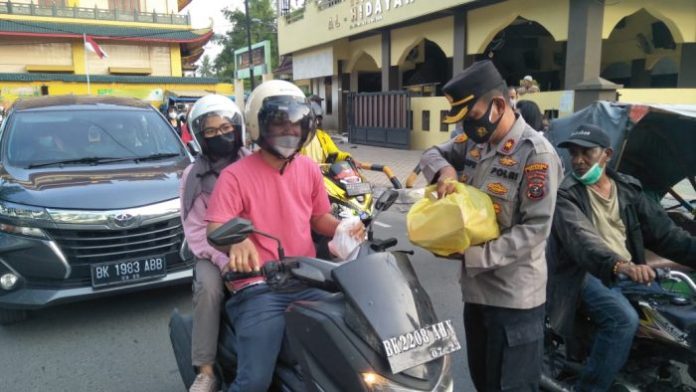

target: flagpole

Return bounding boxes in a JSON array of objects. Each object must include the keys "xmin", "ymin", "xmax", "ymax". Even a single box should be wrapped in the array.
[{"xmin": 83, "ymin": 33, "xmax": 91, "ymax": 95}]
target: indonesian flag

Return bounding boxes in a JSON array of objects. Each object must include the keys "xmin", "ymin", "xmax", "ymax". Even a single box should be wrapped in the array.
[{"xmin": 84, "ymin": 35, "xmax": 108, "ymax": 59}]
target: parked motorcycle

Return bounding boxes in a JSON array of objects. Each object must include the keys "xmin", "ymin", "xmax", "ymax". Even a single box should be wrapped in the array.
[
  {"xmin": 542, "ymin": 268, "xmax": 696, "ymax": 391},
  {"xmin": 169, "ymin": 190, "xmax": 457, "ymax": 391},
  {"xmin": 322, "ymin": 156, "xmax": 402, "ymax": 221}
]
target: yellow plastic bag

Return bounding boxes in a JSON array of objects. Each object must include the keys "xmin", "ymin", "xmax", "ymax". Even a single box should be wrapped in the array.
[{"xmin": 407, "ymin": 182, "xmax": 500, "ymax": 256}]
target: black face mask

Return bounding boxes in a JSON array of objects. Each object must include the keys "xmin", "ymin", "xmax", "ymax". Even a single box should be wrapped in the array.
[
  {"xmin": 205, "ymin": 133, "xmax": 237, "ymax": 158},
  {"xmin": 461, "ymin": 100, "xmax": 503, "ymax": 144}
]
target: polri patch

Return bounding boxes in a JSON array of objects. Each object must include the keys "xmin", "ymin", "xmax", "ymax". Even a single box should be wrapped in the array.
[
  {"xmin": 527, "ymin": 181, "xmax": 545, "ymax": 200},
  {"xmin": 502, "ymin": 139, "xmax": 515, "ymax": 153},
  {"xmin": 499, "ymin": 156, "xmax": 518, "ymax": 167},
  {"xmin": 454, "ymin": 134, "xmax": 468, "ymax": 143},
  {"xmin": 490, "ymin": 167, "xmax": 519, "ymax": 180},
  {"xmin": 524, "ymin": 162, "xmax": 549, "ymax": 173},
  {"xmin": 487, "ymin": 182, "xmax": 509, "ymax": 196}
]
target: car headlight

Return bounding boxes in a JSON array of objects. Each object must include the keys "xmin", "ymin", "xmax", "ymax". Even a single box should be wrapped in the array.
[
  {"xmin": 0, "ymin": 223, "xmax": 48, "ymax": 238},
  {"xmin": 0, "ymin": 201, "xmax": 51, "ymax": 221},
  {"xmin": 0, "ymin": 201, "xmax": 50, "ymax": 238}
]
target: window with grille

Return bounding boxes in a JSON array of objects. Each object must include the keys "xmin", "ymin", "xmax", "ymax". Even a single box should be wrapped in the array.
[
  {"xmin": 422, "ymin": 110, "xmax": 430, "ymax": 131},
  {"xmin": 38, "ymin": 0, "xmax": 66, "ymax": 6}
]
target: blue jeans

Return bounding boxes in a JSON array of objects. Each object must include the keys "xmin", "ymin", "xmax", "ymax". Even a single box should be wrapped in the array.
[
  {"xmin": 577, "ymin": 276, "xmax": 639, "ymax": 392},
  {"xmin": 225, "ymin": 284, "xmax": 330, "ymax": 392}
]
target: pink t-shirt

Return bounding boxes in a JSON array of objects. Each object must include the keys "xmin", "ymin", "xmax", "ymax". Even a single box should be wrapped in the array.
[{"xmin": 206, "ymin": 152, "xmax": 330, "ymax": 282}]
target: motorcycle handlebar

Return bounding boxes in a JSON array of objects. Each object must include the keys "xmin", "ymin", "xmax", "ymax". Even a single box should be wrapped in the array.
[{"xmin": 617, "ymin": 268, "xmax": 696, "ymax": 293}]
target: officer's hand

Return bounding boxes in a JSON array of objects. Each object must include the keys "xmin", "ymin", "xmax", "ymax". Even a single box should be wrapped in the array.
[
  {"xmin": 618, "ymin": 262, "xmax": 655, "ymax": 284},
  {"xmin": 436, "ymin": 167, "xmax": 458, "ymax": 199},
  {"xmin": 227, "ymin": 238, "xmax": 260, "ymax": 273}
]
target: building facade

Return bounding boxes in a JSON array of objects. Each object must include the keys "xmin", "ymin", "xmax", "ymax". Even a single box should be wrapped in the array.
[
  {"xmin": 0, "ymin": 0, "xmax": 232, "ymax": 108},
  {"xmin": 277, "ymin": 0, "xmax": 696, "ymax": 149}
]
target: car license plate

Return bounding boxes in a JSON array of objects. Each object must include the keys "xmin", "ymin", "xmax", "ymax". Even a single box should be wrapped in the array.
[
  {"xmin": 91, "ymin": 257, "xmax": 167, "ymax": 288},
  {"xmin": 382, "ymin": 319, "xmax": 461, "ymax": 374},
  {"xmin": 345, "ymin": 182, "xmax": 371, "ymax": 197}
]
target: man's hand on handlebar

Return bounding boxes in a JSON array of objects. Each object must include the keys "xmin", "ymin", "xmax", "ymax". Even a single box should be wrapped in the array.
[
  {"xmin": 436, "ymin": 167, "xmax": 458, "ymax": 199},
  {"xmin": 617, "ymin": 261, "xmax": 656, "ymax": 284},
  {"xmin": 227, "ymin": 238, "xmax": 260, "ymax": 273}
]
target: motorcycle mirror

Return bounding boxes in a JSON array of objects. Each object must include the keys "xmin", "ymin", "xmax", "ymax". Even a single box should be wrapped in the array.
[
  {"xmin": 374, "ymin": 189, "xmax": 399, "ymax": 212},
  {"xmin": 208, "ymin": 218, "xmax": 254, "ymax": 246}
]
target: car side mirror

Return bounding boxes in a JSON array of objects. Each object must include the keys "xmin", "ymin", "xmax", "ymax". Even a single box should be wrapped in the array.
[
  {"xmin": 208, "ymin": 218, "xmax": 254, "ymax": 246},
  {"xmin": 374, "ymin": 189, "xmax": 399, "ymax": 212},
  {"xmin": 187, "ymin": 140, "xmax": 200, "ymax": 157}
]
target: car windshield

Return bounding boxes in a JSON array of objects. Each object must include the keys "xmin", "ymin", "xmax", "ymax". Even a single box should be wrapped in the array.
[{"xmin": 4, "ymin": 109, "xmax": 184, "ymax": 168}]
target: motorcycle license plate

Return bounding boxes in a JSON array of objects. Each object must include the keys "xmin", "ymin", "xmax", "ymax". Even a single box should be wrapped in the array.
[
  {"xmin": 381, "ymin": 319, "xmax": 461, "ymax": 374},
  {"xmin": 345, "ymin": 182, "xmax": 371, "ymax": 197},
  {"xmin": 91, "ymin": 256, "xmax": 167, "ymax": 288}
]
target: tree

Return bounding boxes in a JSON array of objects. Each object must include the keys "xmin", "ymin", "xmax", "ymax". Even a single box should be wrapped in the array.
[
  {"xmin": 214, "ymin": 0, "xmax": 278, "ymax": 86},
  {"xmin": 198, "ymin": 55, "xmax": 214, "ymax": 77}
]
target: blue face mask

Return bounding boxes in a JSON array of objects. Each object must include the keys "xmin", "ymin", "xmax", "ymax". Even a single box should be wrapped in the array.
[{"xmin": 572, "ymin": 163, "xmax": 604, "ymax": 185}]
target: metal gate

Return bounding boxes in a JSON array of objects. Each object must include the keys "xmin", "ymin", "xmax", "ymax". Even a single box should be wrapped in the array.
[{"xmin": 347, "ymin": 91, "xmax": 411, "ymax": 149}]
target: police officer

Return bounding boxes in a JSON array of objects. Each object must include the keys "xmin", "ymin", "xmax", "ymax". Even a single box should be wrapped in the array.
[{"xmin": 419, "ymin": 60, "xmax": 562, "ymax": 391}]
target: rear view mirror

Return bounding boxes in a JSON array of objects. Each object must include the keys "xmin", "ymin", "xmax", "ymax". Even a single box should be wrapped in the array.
[
  {"xmin": 187, "ymin": 140, "xmax": 200, "ymax": 157},
  {"xmin": 208, "ymin": 218, "xmax": 254, "ymax": 246},
  {"xmin": 374, "ymin": 189, "xmax": 399, "ymax": 212}
]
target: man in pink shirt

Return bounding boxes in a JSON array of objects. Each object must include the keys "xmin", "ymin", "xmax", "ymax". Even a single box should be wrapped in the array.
[{"xmin": 206, "ymin": 80, "xmax": 355, "ymax": 392}]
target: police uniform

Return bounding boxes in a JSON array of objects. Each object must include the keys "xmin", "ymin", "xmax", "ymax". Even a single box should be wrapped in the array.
[{"xmin": 419, "ymin": 60, "xmax": 562, "ymax": 391}]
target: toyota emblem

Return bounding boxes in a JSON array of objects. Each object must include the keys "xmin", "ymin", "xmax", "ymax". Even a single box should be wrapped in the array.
[{"xmin": 111, "ymin": 213, "xmax": 138, "ymax": 228}]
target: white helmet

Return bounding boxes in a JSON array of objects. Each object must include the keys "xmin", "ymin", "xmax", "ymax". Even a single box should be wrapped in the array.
[
  {"xmin": 244, "ymin": 80, "xmax": 315, "ymax": 160},
  {"xmin": 188, "ymin": 94, "xmax": 245, "ymax": 158}
]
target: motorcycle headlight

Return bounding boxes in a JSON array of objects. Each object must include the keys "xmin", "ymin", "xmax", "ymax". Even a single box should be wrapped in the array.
[{"xmin": 361, "ymin": 355, "xmax": 453, "ymax": 392}]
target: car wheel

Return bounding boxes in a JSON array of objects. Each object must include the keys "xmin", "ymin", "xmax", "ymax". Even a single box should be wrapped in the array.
[{"xmin": 0, "ymin": 308, "xmax": 28, "ymax": 325}]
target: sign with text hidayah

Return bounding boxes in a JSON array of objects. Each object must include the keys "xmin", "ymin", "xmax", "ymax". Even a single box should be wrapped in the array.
[{"xmin": 234, "ymin": 40, "xmax": 271, "ymax": 80}]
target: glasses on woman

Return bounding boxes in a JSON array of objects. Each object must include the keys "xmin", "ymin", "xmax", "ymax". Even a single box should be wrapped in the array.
[{"xmin": 202, "ymin": 123, "xmax": 235, "ymax": 138}]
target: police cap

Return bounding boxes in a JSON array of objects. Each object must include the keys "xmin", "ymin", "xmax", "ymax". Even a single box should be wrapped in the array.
[{"xmin": 442, "ymin": 60, "xmax": 505, "ymax": 124}]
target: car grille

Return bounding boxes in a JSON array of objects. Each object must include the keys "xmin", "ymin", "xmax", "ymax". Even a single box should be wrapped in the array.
[{"xmin": 43, "ymin": 217, "xmax": 187, "ymax": 284}]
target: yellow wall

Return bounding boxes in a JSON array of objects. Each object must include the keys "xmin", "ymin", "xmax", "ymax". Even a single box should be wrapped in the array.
[
  {"xmin": 0, "ymin": 5, "xmax": 191, "ymax": 29},
  {"xmin": 0, "ymin": 81, "xmax": 234, "ymax": 108},
  {"xmin": 511, "ymin": 89, "xmax": 696, "ymax": 117},
  {"xmin": 344, "ymin": 35, "xmax": 383, "ymax": 71},
  {"xmin": 601, "ymin": 9, "xmax": 682, "ymax": 73},
  {"xmin": 602, "ymin": 0, "xmax": 696, "ymax": 43},
  {"xmin": 410, "ymin": 96, "xmax": 452, "ymax": 149},
  {"xmin": 618, "ymin": 88, "xmax": 696, "ymax": 105},
  {"xmin": 391, "ymin": 16, "xmax": 454, "ymax": 66},
  {"xmin": 170, "ymin": 45, "xmax": 183, "ymax": 77},
  {"xmin": 0, "ymin": 40, "xmax": 73, "ymax": 73},
  {"xmin": 72, "ymin": 41, "xmax": 86, "ymax": 74},
  {"xmin": 278, "ymin": 0, "xmax": 476, "ymax": 55},
  {"xmin": 84, "ymin": 44, "xmax": 172, "ymax": 76},
  {"xmin": 467, "ymin": 0, "xmax": 569, "ymax": 54},
  {"xmin": 78, "ymin": 0, "xmax": 175, "ymax": 14}
]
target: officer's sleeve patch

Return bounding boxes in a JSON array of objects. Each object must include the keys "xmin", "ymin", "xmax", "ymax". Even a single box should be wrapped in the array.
[{"xmin": 524, "ymin": 162, "xmax": 548, "ymax": 201}]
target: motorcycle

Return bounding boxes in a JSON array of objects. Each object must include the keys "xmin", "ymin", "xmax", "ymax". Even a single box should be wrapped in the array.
[
  {"xmin": 322, "ymin": 155, "xmax": 402, "ymax": 221},
  {"xmin": 541, "ymin": 268, "xmax": 696, "ymax": 391},
  {"xmin": 169, "ymin": 189, "xmax": 457, "ymax": 392}
]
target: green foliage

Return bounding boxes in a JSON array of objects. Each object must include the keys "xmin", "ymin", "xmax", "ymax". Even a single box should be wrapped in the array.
[
  {"xmin": 198, "ymin": 54, "xmax": 214, "ymax": 77},
  {"xmin": 214, "ymin": 0, "xmax": 278, "ymax": 84}
]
